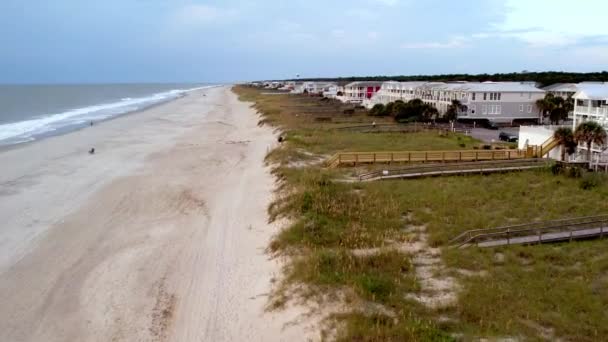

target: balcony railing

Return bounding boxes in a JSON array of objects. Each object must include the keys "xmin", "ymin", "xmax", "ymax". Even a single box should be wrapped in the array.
[{"xmin": 575, "ymin": 106, "xmax": 608, "ymax": 116}]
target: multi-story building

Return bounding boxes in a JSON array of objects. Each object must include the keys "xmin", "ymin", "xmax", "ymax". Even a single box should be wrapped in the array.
[
  {"xmin": 372, "ymin": 81, "xmax": 427, "ymax": 104},
  {"xmin": 369, "ymin": 81, "xmax": 545, "ymax": 123},
  {"xmin": 343, "ymin": 81, "xmax": 383, "ymax": 104},
  {"xmin": 301, "ymin": 82, "xmax": 337, "ymax": 95},
  {"xmin": 572, "ymin": 83, "xmax": 608, "ymax": 130}
]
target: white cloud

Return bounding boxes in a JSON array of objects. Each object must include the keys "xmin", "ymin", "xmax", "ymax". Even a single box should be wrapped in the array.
[{"xmin": 401, "ymin": 37, "xmax": 467, "ymax": 49}]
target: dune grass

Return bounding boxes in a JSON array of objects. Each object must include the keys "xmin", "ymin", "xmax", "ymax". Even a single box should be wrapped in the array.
[{"xmin": 234, "ymin": 85, "xmax": 608, "ymax": 341}]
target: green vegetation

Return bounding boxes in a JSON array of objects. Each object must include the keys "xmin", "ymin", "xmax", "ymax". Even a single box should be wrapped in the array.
[
  {"xmin": 286, "ymin": 71, "xmax": 608, "ymax": 87},
  {"xmin": 234, "ymin": 85, "xmax": 608, "ymax": 341},
  {"xmin": 575, "ymin": 121, "xmax": 608, "ymax": 162},
  {"xmin": 536, "ymin": 93, "xmax": 574, "ymax": 125},
  {"xmin": 553, "ymin": 127, "xmax": 577, "ymax": 161}
]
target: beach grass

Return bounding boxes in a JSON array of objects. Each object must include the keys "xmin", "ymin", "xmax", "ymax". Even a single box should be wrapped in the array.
[{"xmin": 234, "ymin": 85, "xmax": 608, "ymax": 341}]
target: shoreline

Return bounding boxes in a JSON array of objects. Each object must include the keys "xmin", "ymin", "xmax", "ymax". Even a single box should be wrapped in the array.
[
  {"xmin": 0, "ymin": 84, "xmax": 223, "ymax": 152},
  {"xmin": 0, "ymin": 86, "xmax": 310, "ymax": 341}
]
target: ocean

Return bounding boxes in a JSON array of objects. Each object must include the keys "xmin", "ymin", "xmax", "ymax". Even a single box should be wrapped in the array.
[{"xmin": 0, "ymin": 83, "xmax": 215, "ymax": 146}]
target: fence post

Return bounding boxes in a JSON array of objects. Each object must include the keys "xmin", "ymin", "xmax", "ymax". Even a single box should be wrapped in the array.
[
  {"xmin": 373, "ymin": 153, "xmax": 376, "ymax": 164},
  {"xmin": 459, "ymin": 151, "xmax": 462, "ymax": 162},
  {"xmin": 408, "ymin": 152, "xmax": 411, "ymax": 163},
  {"xmin": 425, "ymin": 152, "xmax": 428, "ymax": 163},
  {"xmin": 569, "ymin": 229, "xmax": 573, "ymax": 242},
  {"xmin": 391, "ymin": 153, "xmax": 394, "ymax": 164},
  {"xmin": 338, "ymin": 154, "xmax": 342, "ymax": 166},
  {"xmin": 355, "ymin": 154, "xmax": 358, "ymax": 166}
]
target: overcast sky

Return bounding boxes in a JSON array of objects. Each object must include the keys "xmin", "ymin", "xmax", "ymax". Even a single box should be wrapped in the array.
[{"xmin": 1, "ymin": 0, "xmax": 607, "ymax": 83}]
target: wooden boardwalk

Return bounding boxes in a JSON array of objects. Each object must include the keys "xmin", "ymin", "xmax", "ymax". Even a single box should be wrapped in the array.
[
  {"xmin": 450, "ymin": 215, "xmax": 608, "ymax": 249},
  {"xmin": 358, "ymin": 159, "xmax": 550, "ymax": 181},
  {"xmin": 327, "ymin": 149, "xmax": 527, "ymax": 168}
]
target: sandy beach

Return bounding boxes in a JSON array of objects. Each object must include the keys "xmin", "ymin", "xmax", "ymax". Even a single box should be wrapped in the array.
[{"xmin": 0, "ymin": 87, "xmax": 310, "ymax": 341}]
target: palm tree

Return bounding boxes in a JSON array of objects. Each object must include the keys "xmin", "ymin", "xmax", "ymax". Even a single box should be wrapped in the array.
[
  {"xmin": 445, "ymin": 99, "xmax": 462, "ymax": 122},
  {"xmin": 553, "ymin": 127, "xmax": 576, "ymax": 161},
  {"xmin": 574, "ymin": 121, "xmax": 608, "ymax": 162},
  {"xmin": 536, "ymin": 94, "xmax": 556, "ymax": 124}
]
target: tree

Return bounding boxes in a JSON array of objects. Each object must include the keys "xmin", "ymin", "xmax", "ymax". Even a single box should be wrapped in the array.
[
  {"xmin": 574, "ymin": 121, "xmax": 607, "ymax": 162},
  {"xmin": 536, "ymin": 93, "xmax": 556, "ymax": 123},
  {"xmin": 445, "ymin": 99, "xmax": 462, "ymax": 122},
  {"xmin": 393, "ymin": 99, "xmax": 438, "ymax": 123},
  {"xmin": 384, "ymin": 102, "xmax": 395, "ymax": 117},
  {"xmin": 369, "ymin": 104, "xmax": 386, "ymax": 116},
  {"xmin": 553, "ymin": 127, "xmax": 576, "ymax": 161}
]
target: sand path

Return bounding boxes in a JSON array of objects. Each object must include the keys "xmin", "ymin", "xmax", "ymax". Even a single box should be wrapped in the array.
[{"xmin": 0, "ymin": 87, "xmax": 309, "ymax": 341}]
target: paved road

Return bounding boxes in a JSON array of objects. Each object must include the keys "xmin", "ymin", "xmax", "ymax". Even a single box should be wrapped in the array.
[{"xmin": 469, "ymin": 127, "xmax": 519, "ymax": 143}]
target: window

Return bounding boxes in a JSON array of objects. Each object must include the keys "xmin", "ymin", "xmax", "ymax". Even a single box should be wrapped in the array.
[
  {"xmin": 527, "ymin": 105, "xmax": 532, "ymax": 113},
  {"xmin": 472, "ymin": 93, "xmax": 476, "ymax": 101},
  {"xmin": 483, "ymin": 93, "xmax": 487, "ymax": 101},
  {"xmin": 519, "ymin": 104, "xmax": 524, "ymax": 112},
  {"xmin": 498, "ymin": 93, "xmax": 501, "ymax": 101}
]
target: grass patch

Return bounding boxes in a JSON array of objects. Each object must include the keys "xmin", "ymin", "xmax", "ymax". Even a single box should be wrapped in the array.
[{"xmin": 234, "ymin": 85, "xmax": 608, "ymax": 341}]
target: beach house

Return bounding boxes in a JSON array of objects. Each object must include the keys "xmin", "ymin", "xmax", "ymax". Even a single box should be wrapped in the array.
[
  {"xmin": 343, "ymin": 81, "xmax": 383, "ymax": 104},
  {"xmin": 302, "ymin": 82, "xmax": 337, "ymax": 95}
]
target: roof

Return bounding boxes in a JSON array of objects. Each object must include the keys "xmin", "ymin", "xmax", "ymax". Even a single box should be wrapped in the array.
[
  {"xmin": 573, "ymin": 83, "xmax": 608, "ymax": 100},
  {"xmin": 543, "ymin": 83, "xmax": 579, "ymax": 92},
  {"xmin": 455, "ymin": 82, "xmax": 544, "ymax": 93},
  {"xmin": 378, "ymin": 81, "xmax": 544, "ymax": 93},
  {"xmin": 345, "ymin": 81, "xmax": 384, "ymax": 87}
]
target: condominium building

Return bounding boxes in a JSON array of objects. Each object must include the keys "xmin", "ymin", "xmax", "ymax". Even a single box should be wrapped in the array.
[
  {"xmin": 343, "ymin": 81, "xmax": 383, "ymax": 104},
  {"xmin": 369, "ymin": 81, "xmax": 545, "ymax": 123}
]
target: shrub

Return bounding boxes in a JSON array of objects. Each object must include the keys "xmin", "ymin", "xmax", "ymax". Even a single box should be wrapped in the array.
[
  {"xmin": 482, "ymin": 145, "xmax": 492, "ymax": 150},
  {"xmin": 579, "ymin": 172, "xmax": 604, "ymax": 190}
]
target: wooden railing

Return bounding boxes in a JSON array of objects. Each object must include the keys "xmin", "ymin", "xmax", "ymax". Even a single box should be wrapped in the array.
[
  {"xmin": 358, "ymin": 159, "xmax": 550, "ymax": 181},
  {"xmin": 449, "ymin": 215, "xmax": 608, "ymax": 248},
  {"xmin": 327, "ymin": 149, "xmax": 527, "ymax": 168},
  {"xmin": 527, "ymin": 137, "xmax": 559, "ymax": 158},
  {"xmin": 332, "ymin": 123, "xmax": 470, "ymax": 134}
]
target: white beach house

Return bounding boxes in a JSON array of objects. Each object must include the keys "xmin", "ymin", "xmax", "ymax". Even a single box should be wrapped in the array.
[
  {"xmin": 343, "ymin": 81, "xmax": 383, "ymax": 104},
  {"xmin": 301, "ymin": 82, "xmax": 337, "ymax": 95}
]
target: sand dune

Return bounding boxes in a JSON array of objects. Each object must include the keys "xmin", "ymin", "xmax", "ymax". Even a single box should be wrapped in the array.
[{"xmin": 0, "ymin": 87, "xmax": 311, "ymax": 341}]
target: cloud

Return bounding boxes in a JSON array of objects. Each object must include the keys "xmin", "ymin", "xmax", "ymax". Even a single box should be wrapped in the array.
[{"xmin": 401, "ymin": 37, "xmax": 467, "ymax": 49}]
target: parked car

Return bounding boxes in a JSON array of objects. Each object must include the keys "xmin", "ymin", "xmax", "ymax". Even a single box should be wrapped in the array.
[{"xmin": 499, "ymin": 131, "xmax": 519, "ymax": 142}]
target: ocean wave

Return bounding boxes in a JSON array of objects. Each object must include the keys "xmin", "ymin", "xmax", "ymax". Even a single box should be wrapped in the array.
[{"xmin": 0, "ymin": 85, "xmax": 216, "ymax": 145}]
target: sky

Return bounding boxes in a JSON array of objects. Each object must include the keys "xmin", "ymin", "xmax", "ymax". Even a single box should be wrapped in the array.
[{"xmin": 1, "ymin": 0, "xmax": 607, "ymax": 83}]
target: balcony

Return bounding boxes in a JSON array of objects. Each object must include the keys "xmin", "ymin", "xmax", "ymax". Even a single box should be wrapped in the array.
[{"xmin": 574, "ymin": 106, "xmax": 608, "ymax": 116}]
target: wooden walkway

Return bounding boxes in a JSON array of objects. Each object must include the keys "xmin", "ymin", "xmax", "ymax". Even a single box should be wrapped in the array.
[
  {"xmin": 358, "ymin": 159, "xmax": 550, "ymax": 181},
  {"xmin": 327, "ymin": 149, "xmax": 527, "ymax": 168},
  {"xmin": 449, "ymin": 215, "xmax": 608, "ymax": 248}
]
